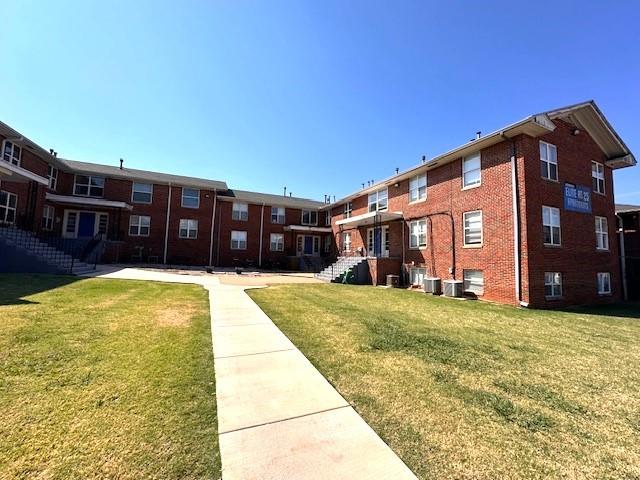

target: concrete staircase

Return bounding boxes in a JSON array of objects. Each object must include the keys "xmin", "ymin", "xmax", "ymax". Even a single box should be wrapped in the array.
[
  {"xmin": 0, "ymin": 226, "xmax": 97, "ymax": 275},
  {"xmin": 315, "ymin": 256, "xmax": 367, "ymax": 282}
]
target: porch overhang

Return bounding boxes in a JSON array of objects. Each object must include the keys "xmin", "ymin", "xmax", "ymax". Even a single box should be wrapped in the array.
[
  {"xmin": 46, "ymin": 193, "xmax": 133, "ymax": 210},
  {"xmin": 336, "ymin": 211, "xmax": 403, "ymax": 228},
  {"xmin": 283, "ymin": 225, "xmax": 333, "ymax": 233},
  {"xmin": 0, "ymin": 161, "xmax": 49, "ymax": 185}
]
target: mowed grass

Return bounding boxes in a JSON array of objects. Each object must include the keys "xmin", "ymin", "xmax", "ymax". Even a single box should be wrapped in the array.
[
  {"xmin": 248, "ymin": 284, "xmax": 640, "ymax": 480},
  {"xmin": 0, "ymin": 274, "xmax": 220, "ymax": 480}
]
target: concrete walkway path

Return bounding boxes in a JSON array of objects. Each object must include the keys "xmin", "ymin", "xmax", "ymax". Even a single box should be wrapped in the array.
[{"xmin": 85, "ymin": 267, "xmax": 417, "ymax": 480}]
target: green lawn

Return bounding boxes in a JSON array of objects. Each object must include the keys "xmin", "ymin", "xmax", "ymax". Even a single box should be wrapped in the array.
[
  {"xmin": 0, "ymin": 274, "xmax": 220, "ymax": 480},
  {"xmin": 248, "ymin": 284, "xmax": 640, "ymax": 480}
]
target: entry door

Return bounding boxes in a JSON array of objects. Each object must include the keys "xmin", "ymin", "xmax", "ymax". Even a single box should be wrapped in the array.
[
  {"xmin": 304, "ymin": 236, "xmax": 314, "ymax": 255},
  {"xmin": 367, "ymin": 226, "xmax": 389, "ymax": 257},
  {"xmin": 78, "ymin": 212, "xmax": 96, "ymax": 238}
]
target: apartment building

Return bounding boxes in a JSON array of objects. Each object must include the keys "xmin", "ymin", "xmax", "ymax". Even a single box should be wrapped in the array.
[{"xmin": 616, "ymin": 204, "xmax": 640, "ymax": 300}]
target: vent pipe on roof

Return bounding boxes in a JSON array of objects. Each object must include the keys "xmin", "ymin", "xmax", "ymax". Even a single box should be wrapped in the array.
[
  {"xmin": 289, "ymin": 192, "xmax": 292, "ymax": 197},
  {"xmin": 422, "ymin": 155, "xmax": 426, "ymax": 163},
  {"xmin": 476, "ymin": 131, "xmax": 481, "ymax": 140},
  {"xmin": 395, "ymin": 167, "xmax": 399, "ymax": 174},
  {"xmin": 283, "ymin": 186, "xmax": 287, "ymax": 197},
  {"xmin": 119, "ymin": 158, "xmax": 124, "ymax": 170},
  {"xmin": 362, "ymin": 183, "xmax": 365, "ymax": 189}
]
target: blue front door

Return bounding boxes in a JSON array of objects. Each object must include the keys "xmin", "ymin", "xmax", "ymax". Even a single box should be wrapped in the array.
[
  {"xmin": 304, "ymin": 236, "xmax": 313, "ymax": 255},
  {"xmin": 77, "ymin": 212, "xmax": 95, "ymax": 238}
]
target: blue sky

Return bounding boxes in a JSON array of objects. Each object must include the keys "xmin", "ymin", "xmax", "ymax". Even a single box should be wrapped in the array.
[{"xmin": 3, "ymin": 1, "xmax": 639, "ymax": 203}]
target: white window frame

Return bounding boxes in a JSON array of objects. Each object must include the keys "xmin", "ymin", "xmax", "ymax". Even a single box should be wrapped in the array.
[
  {"xmin": 592, "ymin": 161, "xmax": 605, "ymax": 195},
  {"xmin": 342, "ymin": 231, "xmax": 352, "ymax": 252},
  {"xmin": 542, "ymin": 206, "xmax": 561, "ymax": 246},
  {"xmin": 463, "ymin": 210, "xmax": 483, "ymax": 247},
  {"xmin": 597, "ymin": 272, "xmax": 611, "ymax": 295},
  {"xmin": 129, "ymin": 215, "xmax": 151, "ymax": 237},
  {"xmin": 462, "ymin": 153, "xmax": 481, "ymax": 189},
  {"xmin": 232, "ymin": 202, "xmax": 249, "ymax": 221},
  {"xmin": 368, "ymin": 188, "xmax": 388, "ymax": 212},
  {"xmin": 301, "ymin": 210, "xmax": 318, "ymax": 226},
  {"xmin": 410, "ymin": 267, "xmax": 426, "ymax": 286},
  {"xmin": 325, "ymin": 211, "xmax": 331, "ymax": 226},
  {"xmin": 231, "ymin": 230, "xmax": 247, "ymax": 250},
  {"xmin": 366, "ymin": 226, "xmax": 390, "ymax": 257},
  {"xmin": 179, "ymin": 219, "xmax": 198, "ymax": 239},
  {"xmin": 73, "ymin": 175, "xmax": 105, "ymax": 197},
  {"xmin": 409, "ymin": 219, "xmax": 427, "ymax": 249},
  {"xmin": 344, "ymin": 202, "xmax": 353, "ymax": 218},
  {"xmin": 2, "ymin": 140, "xmax": 21, "ymax": 166},
  {"xmin": 270, "ymin": 233, "xmax": 284, "ymax": 252},
  {"xmin": 42, "ymin": 205, "xmax": 55, "ymax": 231},
  {"xmin": 0, "ymin": 190, "xmax": 17, "ymax": 224},
  {"xmin": 409, "ymin": 173, "xmax": 427, "ymax": 203},
  {"xmin": 595, "ymin": 216, "xmax": 609, "ymax": 251},
  {"xmin": 463, "ymin": 269, "xmax": 484, "ymax": 295},
  {"xmin": 131, "ymin": 182, "xmax": 153, "ymax": 204},
  {"xmin": 181, "ymin": 188, "xmax": 200, "ymax": 208},
  {"xmin": 544, "ymin": 272, "xmax": 563, "ymax": 299},
  {"xmin": 271, "ymin": 206, "xmax": 285, "ymax": 224},
  {"xmin": 540, "ymin": 141, "xmax": 558, "ymax": 181},
  {"xmin": 47, "ymin": 165, "xmax": 58, "ymax": 190}
]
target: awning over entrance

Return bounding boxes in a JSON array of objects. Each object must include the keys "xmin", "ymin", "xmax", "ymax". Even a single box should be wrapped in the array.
[
  {"xmin": 336, "ymin": 211, "xmax": 403, "ymax": 228},
  {"xmin": 46, "ymin": 193, "xmax": 133, "ymax": 210},
  {"xmin": 0, "ymin": 161, "xmax": 49, "ymax": 185},
  {"xmin": 283, "ymin": 225, "xmax": 333, "ymax": 233}
]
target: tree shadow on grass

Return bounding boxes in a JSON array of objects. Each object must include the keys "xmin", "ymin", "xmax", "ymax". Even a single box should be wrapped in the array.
[
  {"xmin": 561, "ymin": 302, "xmax": 640, "ymax": 320},
  {"xmin": 0, "ymin": 274, "xmax": 80, "ymax": 305}
]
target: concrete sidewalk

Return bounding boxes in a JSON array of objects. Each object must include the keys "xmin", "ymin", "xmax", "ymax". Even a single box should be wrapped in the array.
[{"xmin": 85, "ymin": 267, "xmax": 416, "ymax": 479}]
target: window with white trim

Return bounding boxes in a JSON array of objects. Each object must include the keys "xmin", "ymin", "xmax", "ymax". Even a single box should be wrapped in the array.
[
  {"xmin": 462, "ymin": 153, "xmax": 481, "ymax": 188},
  {"xmin": 542, "ymin": 206, "xmax": 561, "ymax": 246},
  {"xmin": 271, "ymin": 206, "xmax": 285, "ymax": 224},
  {"xmin": 595, "ymin": 216, "xmax": 609, "ymax": 250},
  {"xmin": 540, "ymin": 141, "xmax": 558, "ymax": 181},
  {"xmin": 592, "ymin": 161, "xmax": 605, "ymax": 194},
  {"xmin": 301, "ymin": 210, "xmax": 318, "ymax": 225},
  {"xmin": 342, "ymin": 232, "xmax": 351, "ymax": 252},
  {"xmin": 597, "ymin": 272, "xmax": 611, "ymax": 295},
  {"xmin": 270, "ymin": 233, "xmax": 284, "ymax": 252},
  {"xmin": 344, "ymin": 202, "xmax": 353, "ymax": 218},
  {"xmin": 231, "ymin": 230, "xmax": 247, "ymax": 250},
  {"xmin": 325, "ymin": 211, "xmax": 331, "ymax": 226},
  {"xmin": 409, "ymin": 173, "xmax": 427, "ymax": 202},
  {"xmin": 324, "ymin": 234, "xmax": 332, "ymax": 253},
  {"xmin": 2, "ymin": 140, "xmax": 21, "ymax": 166},
  {"xmin": 179, "ymin": 219, "xmax": 198, "ymax": 239},
  {"xmin": 410, "ymin": 267, "xmax": 426, "ymax": 286},
  {"xmin": 74, "ymin": 175, "xmax": 105, "ymax": 197},
  {"xmin": 232, "ymin": 202, "xmax": 248, "ymax": 221},
  {"xmin": 463, "ymin": 211, "xmax": 482, "ymax": 246},
  {"xmin": 181, "ymin": 188, "xmax": 200, "ymax": 208},
  {"xmin": 129, "ymin": 215, "xmax": 151, "ymax": 236},
  {"xmin": 132, "ymin": 182, "xmax": 153, "ymax": 203},
  {"xmin": 463, "ymin": 269, "xmax": 484, "ymax": 295},
  {"xmin": 544, "ymin": 272, "xmax": 562, "ymax": 298},
  {"xmin": 42, "ymin": 205, "xmax": 54, "ymax": 231},
  {"xmin": 0, "ymin": 190, "xmax": 17, "ymax": 224},
  {"xmin": 47, "ymin": 165, "xmax": 58, "ymax": 190},
  {"xmin": 368, "ymin": 188, "xmax": 388, "ymax": 212},
  {"xmin": 409, "ymin": 219, "xmax": 427, "ymax": 249}
]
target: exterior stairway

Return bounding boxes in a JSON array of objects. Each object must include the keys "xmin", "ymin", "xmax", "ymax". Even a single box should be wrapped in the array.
[
  {"xmin": 315, "ymin": 256, "xmax": 367, "ymax": 282},
  {"xmin": 0, "ymin": 226, "xmax": 98, "ymax": 275}
]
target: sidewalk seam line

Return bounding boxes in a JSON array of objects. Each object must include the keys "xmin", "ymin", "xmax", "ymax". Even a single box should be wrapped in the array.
[{"xmin": 214, "ymin": 347, "xmax": 294, "ymax": 359}]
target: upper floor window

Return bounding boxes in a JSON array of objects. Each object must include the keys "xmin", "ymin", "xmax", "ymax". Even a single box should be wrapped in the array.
[
  {"xmin": 542, "ymin": 206, "xmax": 561, "ymax": 246},
  {"xmin": 463, "ymin": 210, "xmax": 483, "ymax": 246},
  {"xmin": 595, "ymin": 216, "xmax": 609, "ymax": 250},
  {"xmin": 2, "ymin": 140, "xmax": 21, "ymax": 166},
  {"xmin": 132, "ymin": 182, "xmax": 153, "ymax": 203},
  {"xmin": 325, "ymin": 211, "xmax": 331, "ymax": 226},
  {"xmin": 0, "ymin": 190, "xmax": 17, "ymax": 224},
  {"xmin": 231, "ymin": 230, "xmax": 247, "ymax": 250},
  {"xmin": 232, "ymin": 202, "xmax": 248, "ymax": 221},
  {"xmin": 301, "ymin": 210, "xmax": 318, "ymax": 225},
  {"xmin": 271, "ymin": 206, "xmax": 285, "ymax": 224},
  {"xmin": 592, "ymin": 161, "xmax": 605, "ymax": 194},
  {"xmin": 270, "ymin": 233, "xmax": 284, "ymax": 252},
  {"xmin": 344, "ymin": 202, "xmax": 353, "ymax": 218},
  {"xmin": 129, "ymin": 215, "xmax": 151, "ymax": 236},
  {"xmin": 74, "ymin": 175, "xmax": 104, "ymax": 197},
  {"xmin": 409, "ymin": 219, "xmax": 427, "ymax": 249},
  {"xmin": 462, "ymin": 153, "xmax": 481, "ymax": 188},
  {"xmin": 597, "ymin": 272, "xmax": 611, "ymax": 295},
  {"xmin": 181, "ymin": 188, "xmax": 199, "ymax": 208},
  {"xmin": 409, "ymin": 173, "xmax": 427, "ymax": 202},
  {"xmin": 540, "ymin": 141, "xmax": 558, "ymax": 181},
  {"xmin": 368, "ymin": 188, "xmax": 388, "ymax": 212},
  {"xmin": 179, "ymin": 219, "xmax": 198, "ymax": 239},
  {"xmin": 47, "ymin": 165, "xmax": 58, "ymax": 190}
]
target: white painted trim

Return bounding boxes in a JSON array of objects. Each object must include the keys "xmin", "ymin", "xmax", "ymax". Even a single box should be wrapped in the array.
[{"xmin": 163, "ymin": 184, "xmax": 172, "ymax": 263}]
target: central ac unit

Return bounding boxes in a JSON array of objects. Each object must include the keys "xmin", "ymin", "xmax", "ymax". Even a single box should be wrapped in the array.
[
  {"xmin": 423, "ymin": 277, "xmax": 442, "ymax": 295},
  {"xmin": 443, "ymin": 280, "xmax": 464, "ymax": 298}
]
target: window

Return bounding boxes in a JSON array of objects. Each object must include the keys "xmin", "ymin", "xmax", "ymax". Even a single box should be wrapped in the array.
[
  {"xmin": 463, "ymin": 270, "xmax": 484, "ymax": 295},
  {"xmin": 410, "ymin": 267, "xmax": 426, "ymax": 286},
  {"xmin": 597, "ymin": 272, "xmax": 611, "ymax": 295},
  {"xmin": 409, "ymin": 173, "xmax": 427, "ymax": 202},
  {"xmin": 324, "ymin": 234, "xmax": 332, "ymax": 254},
  {"xmin": 344, "ymin": 202, "xmax": 353, "ymax": 218},
  {"xmin": 47, "ymin": 165, "xmax": 58, "ymax": 190},
  {"xmin": 232, "ymin": 202, "xmax": 248, "ymax": 221},
  {"xmin": 462, "ymin": 153, "xmax": 481, "ymax": 188},
  {"xmin": 97, "ymin": 214, "xmax": 108, "ymax": 235},
  {"xmin": 2, "ymin": 140, "xmax": 21, "ymax": 166},
  {"xmin": 544, "ymin": 272, "xmax": 562, "ymax": 298},
  {"xmin": 595, "ymin": 216, "xmax": 609, "ymax": 250},
  {"xmin": 301, "ymin": 210, "xmax": 318, "ymax": 225},
  {"xmin": 342, "ymin": 232, "xmax": 352, "ymax": 252},
  {"xmin": 325, "ymin": 211, "xmax": 331, "ymax": 226},
  {"xmin": 231, "ymin": 230, "xmax": 247, "ymax": 250},
  {"xmin": 463, "ymin": 211, "xmax": 482, "ymax": 246},
  {"xmin": 270, "ymin": 233, "xmax": 284, "ymax": 252},
  {"xmin": 181, "ymin": 188, "xmax": 200, "ymax": 208},
  {"xmin": 540, "ymin": 141, "xmax": 558, "ymax": 181},
  {"xmin": 132, "ymin": 183, "xmax": 153, "ymax": 203},
  {"xmin": 271, "ymin": 207, "xmax": 285, "ymax": 224},
  {"xmin": 592, "ymin": 161, "xmax": 605, "ymax": 194},
  {"xmin": 129, "ymin": 215, "xmax": 151, "ymax": 236},
  {"xmin": 409, "ymin": 219, "xmax": 427, "ymax": 249},
  {"xmin": 179, "ymin": 219, "xmax": 198, "ymax": 239},
  {"xmin": 542, "ymin": 206, "xmax": 561, "ymax": 246},
  {"xmin": 65, "ymin": 212, "xmax": 77, "ymax": 235},
  {"xmin": 74, "ymin": 175, "xmax": 105, "ymax": 197},
  {"xmin": 0, "ymin": 191, "xmax": 17, "ymax": 224},
  {"xmin": 368, "ymin": 188, "xmax": 388, "ymax": 212},
  {"xmin": 42, "ymin": 205, "xmax": 54, "ymax": 231}
]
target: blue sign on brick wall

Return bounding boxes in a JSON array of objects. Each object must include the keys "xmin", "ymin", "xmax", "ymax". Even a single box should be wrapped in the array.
[{"xmin": 564, "ymin": 183, "xmax": 592, "ymax": 213}]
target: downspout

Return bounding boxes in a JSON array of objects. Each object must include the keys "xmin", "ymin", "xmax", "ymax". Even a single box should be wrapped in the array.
[
  {"xmin": 507, "ymin": 137, "xmax": 523, "ymax": 305},
  {"xmin": 163, "ymin": 184, "xmax": 172, "ymax": 264},
  {"xmin": 617, "ymin": 214, "xmax": 628, "ymax": 301},
  {"xmin": 401, "ymin": 219, "xmax": 406, "ymax": 283},
  {"xmin": 258, "ymin": 202, "xmax": 265, "ymax": 267},
  {"xmin": 208, "ymin": 190, "xmax": 217, "ymax": 266}
]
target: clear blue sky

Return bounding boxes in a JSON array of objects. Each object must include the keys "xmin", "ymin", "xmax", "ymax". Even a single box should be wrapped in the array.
[{"xmin": 3, "ymin": 1, "xmax": 639, "ymax": 203}]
